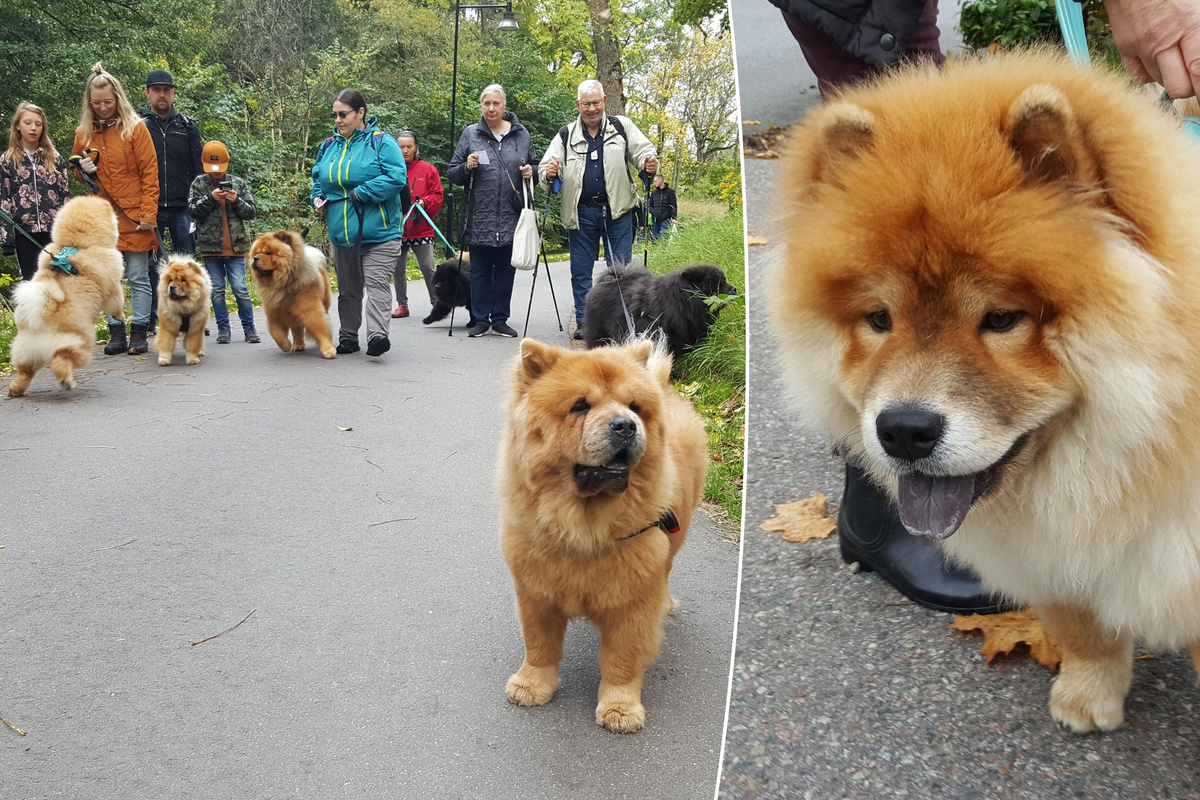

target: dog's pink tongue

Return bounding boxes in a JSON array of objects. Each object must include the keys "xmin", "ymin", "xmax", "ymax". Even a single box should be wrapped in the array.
[{"xmin": 896, "ymin": 473, "xmax": 974, "ymax": 540}]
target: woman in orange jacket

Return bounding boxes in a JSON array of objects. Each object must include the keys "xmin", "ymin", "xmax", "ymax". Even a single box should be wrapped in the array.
[{"xmin": 72, "ymin": 62, "xmax": 160, "ymax": 355}]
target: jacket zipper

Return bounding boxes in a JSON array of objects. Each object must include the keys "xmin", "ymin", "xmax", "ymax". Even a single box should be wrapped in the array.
[{"xmin": 26, "ymin": 151, "xmax": 42, "ymax": 231}]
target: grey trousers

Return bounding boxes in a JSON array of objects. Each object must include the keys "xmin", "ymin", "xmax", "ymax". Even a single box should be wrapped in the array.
[
  {"xmin": 394, "ymin": 242, "xmax": 436, "ymax": 308},
  {"xmin": 332, "ymin": 238, "xmax": 401, "ymax": 343}
]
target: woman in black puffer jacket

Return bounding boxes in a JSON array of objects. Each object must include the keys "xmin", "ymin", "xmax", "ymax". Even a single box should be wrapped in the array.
[{"xmin": 447, "ymin": 84, "xmax": 539, "ymax": 339}]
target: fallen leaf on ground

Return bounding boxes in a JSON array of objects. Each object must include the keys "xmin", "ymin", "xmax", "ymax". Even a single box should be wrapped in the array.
[
  {"xmin": 760, "ymin": 493, "xmax": 837, "ymax": 542},
  {"xmin": 338, "ymin": 426, "xmax": 353, "ymax": 431},
  {"xmin": 746, "ymin": 150, "xmax": 779, "ymax": 159},
  {"xmin": 747, "ymin": 235, "xmax": 768, "ymax": 246},
  {"xmin": 950, "ymin": 609, "xmax": 1061, "ymax": 670},
  {"xmin": 742, "ymin": 119, "xmax": 761, "ymax": 126}
]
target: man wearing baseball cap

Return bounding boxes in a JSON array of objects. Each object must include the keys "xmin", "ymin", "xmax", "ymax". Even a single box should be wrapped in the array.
[{"xmin": 140, "ymin": 69, "xmax": 203, "ymax": 330}]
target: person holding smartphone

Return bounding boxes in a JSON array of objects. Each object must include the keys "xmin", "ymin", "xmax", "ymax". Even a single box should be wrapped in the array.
[{"xmin": 188, "ymin": 140, "xmax": 259, "ymax": 343}]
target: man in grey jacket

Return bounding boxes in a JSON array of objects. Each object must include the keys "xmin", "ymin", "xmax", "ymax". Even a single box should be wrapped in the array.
[{"xmin": 539, "ymin": 79, "xmax": 658, "ymax": 339}]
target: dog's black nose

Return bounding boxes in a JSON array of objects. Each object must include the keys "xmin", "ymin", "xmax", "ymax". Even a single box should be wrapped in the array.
[
  {"xmin": 610, "ymin": 417, "xmax": 637, "ymax": 439},
  {"xmin": 876, "ymin": 405, "xmax": 944, "ymax": 462}
]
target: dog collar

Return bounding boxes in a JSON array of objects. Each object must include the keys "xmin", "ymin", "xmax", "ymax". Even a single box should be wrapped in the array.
[
  {"xmin": 617, "ymin": 509, "xmax": 681, "ymax": 542},
  {"xmin": 50, "ymin": 247, "xmax": 78, "ymax": 275}
]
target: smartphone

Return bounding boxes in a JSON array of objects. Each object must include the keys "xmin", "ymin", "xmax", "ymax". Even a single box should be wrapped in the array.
[{"xmin": 217, "ymin": 180, "xmax": 233, "ymax": 190}]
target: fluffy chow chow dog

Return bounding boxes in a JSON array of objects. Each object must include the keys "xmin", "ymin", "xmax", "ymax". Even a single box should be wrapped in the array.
[
  {"xmin": 247, "ymin": 230, "xmax": 335, "ymax": 358},
  {"xmin": 583, "ymin": 264, "xmax": 737, "ymax": 358},
  {"xmin": 422, "ymin": 254, "xmax": 473, "ymax": 327},
  {"xmin": 7, "ymin": 196, "xmax": 124, "ymax": 397},
  {"xmin": 499, "ymin": 339, "xmax": 707, "ymax": 733},
  {"xmin": 156, "ymin": 256, "xmax": 211, "ymax": 366},
  {"xmin": 770, "ymin": 51, "xmax": 1200, "ymax": 732}
]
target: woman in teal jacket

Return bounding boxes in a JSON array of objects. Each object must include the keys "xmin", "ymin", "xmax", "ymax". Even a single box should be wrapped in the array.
[{"xmin": 311, "ymin": 88, "xmax": 407, "ymax": 357}]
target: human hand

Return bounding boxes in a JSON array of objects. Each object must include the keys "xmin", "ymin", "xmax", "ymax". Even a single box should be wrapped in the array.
[
  {"xmin": 519, "ymin": 164, "xmax": 533, "ymax": 180},
  {"xmin": 1105, "ymin": 0, "xmax": 1200, "ymax": 98},
  {"xmin": 222, "ymin": 189, "xmax": 238, "ymax": 202},
  {"xmin": 77, "ymin": 156, "xmax": 98, "ymax": 175},
  {"xmin": 314, "ymin": 196, "xmax": 326, "ymax": 214},
  {"xmin": 644, "ymin": 156, "xmax": 659, "ymax": 174},
  {"xmin": 545, "ymin": 159, "xmax": 560, "ymax": 179},
  {"xmin": 466, "ymin": 153, "xmax": 479, "ymax": 170},
  {"xmin": 136, "ymin": 220, "xmax": 155, "ymax": 231},
  {"xmin": 415, "ymin": 197, "xmax": 423, "ymax": 206}
]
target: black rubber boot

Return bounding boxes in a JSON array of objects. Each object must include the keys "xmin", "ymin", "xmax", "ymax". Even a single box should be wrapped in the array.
[
  {"xmin": 128, "ymin": 323, "xmax": 149, "ymax": 355},
  {"xmin": 103, "ymin": 323, "xmax": 127, "ymax": 355},
  {"xmin": 837, "ymin": 464, "xmax": 1010, "ymax": 614}
]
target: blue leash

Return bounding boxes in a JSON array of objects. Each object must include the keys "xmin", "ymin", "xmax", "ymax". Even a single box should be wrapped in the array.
[{"xmin": 1058, "ymin": 0, "xmax": 1200, "ymax": 140}]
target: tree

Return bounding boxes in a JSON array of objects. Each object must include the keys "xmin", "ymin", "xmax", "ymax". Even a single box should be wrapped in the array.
[{"xmin": 585, "ymin": 0, "xmax": 627, "ymax": 114}]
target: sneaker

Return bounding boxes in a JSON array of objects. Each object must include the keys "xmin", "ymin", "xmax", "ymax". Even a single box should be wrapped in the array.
[
  {"xmin": 492, "ymin": 322, "xmax": 518, "ymax": 338},
  {"xmin": 245, "ymin": 330, "xmax": 261, "ymax": 343},
  {"xmin": 336, "ymin": 339, "xmax": 360, "ymax": 354},
  {"xmin": 466, "ymin": 323, "xmax": 490, "ymax": 338},
  {"xmin": 391, "ymin": 305, "xmax": 409, "ymax": 319},
  {"xmin": 216, "ymin": 327, "xmax": 232, "ymax": 344},
  {"xmin": 572, "ymin": 328, "xmax": 584, "ymax": 341},
  {"xmin": 366, "ymin": 336, "xmax": 391, "ymax": 357}
]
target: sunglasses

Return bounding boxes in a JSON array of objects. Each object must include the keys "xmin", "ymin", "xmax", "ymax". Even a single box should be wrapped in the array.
[{"xmin": 331, "ymin": 110, "xmax": 358, "ymax": 120}]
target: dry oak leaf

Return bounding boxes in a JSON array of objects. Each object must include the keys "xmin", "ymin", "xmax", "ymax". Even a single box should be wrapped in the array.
[
  {"xmin": 747, "ymin": 235, "xmax": 768, "ymax": 246},
  {"xmin": 951, "ymin": 609, "xmax": 1062, "ymax": 671},
  {"xmin": 759, "ymin": 493, "xmax": 837, "ymax": 543}
]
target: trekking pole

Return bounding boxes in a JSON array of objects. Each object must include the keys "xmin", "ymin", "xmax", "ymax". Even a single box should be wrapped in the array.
[
  {"xmin": 449, "ymin": 174, "xmax": 474, "ymax": 336},
  {"xmin": 523, "ymin": 188, "xmax": 564, "ymax": 339}
]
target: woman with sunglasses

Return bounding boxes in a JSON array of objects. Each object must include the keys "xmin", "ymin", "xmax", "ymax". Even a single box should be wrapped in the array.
[
  {"xmin": 71, "ymin": 62, "xmax": 160, "ymax": 356},
  {"xmin": 310, "ymin": 88, "xmax": 407, "ymax": 357},
  {"xmin": 0, "ymin": 102, "xmax": 69, "ymax": 281}
]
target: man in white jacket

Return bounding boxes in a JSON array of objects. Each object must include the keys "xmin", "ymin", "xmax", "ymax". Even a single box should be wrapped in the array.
[{"xmin": 540, "ymin": 79, "xmax": 658, "ymax": 339}]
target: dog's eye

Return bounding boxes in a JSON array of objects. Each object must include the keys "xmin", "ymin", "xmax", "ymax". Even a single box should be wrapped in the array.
[
  {"xmin": 866, "ymin": 309, "xmax": 892, "ymax": 333},
  {"xmin": 980, "ymin": 310, "xmax": 1024, "ymax": 333},
  {"xmin": 629, "ymin": 401, "xmax": 641, "ymax": 414},
  {"xmin": 571, "ymin": 398, "xmax": 590, "ymax": 415}
]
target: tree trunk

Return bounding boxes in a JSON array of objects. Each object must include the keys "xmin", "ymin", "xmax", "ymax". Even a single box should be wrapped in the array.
[{"xmin": 585, "ymin": 0, "xmax": 627, "ymax": 115}]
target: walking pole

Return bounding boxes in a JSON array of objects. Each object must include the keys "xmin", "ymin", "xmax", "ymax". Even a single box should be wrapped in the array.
[{"xmin": 449, "ymin": 174, "xmax": 474, "ymax": 337}]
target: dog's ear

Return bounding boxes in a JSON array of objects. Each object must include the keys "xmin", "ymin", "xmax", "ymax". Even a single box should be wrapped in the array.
[
  {"xmin": 626, "ymin": 340, "xmax": 653, "ymax": 367},
  {"xmin": 518, "ymin": 338, "xmax": 561, "ymax": 384},
  {"xmin": 803, "ymin": 103, "xmax": 876, "ymax": 187},
  {"xmin": 1004, "ymin": 84, "xmax": 1099, "ymax": 188}
]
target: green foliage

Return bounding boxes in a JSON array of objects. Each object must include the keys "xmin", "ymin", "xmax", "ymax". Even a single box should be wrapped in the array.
[{"xmin": 959, "ymin": 0, "xmax": 1062, "ymax": 50}]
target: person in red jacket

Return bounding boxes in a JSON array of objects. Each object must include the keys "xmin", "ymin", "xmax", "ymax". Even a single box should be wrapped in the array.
[{"xmin": 391, "ymin": 131, "xmax": 444, "ymax": 319}]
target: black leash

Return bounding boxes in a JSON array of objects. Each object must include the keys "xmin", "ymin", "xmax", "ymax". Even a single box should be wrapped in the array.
[
  {"xmin": 616, "ymin": 509, "xmax": 681, "ymax": 542},
  {"xmin": 598, "ymin": 205, "xmax": 637, "ymax": 339}
]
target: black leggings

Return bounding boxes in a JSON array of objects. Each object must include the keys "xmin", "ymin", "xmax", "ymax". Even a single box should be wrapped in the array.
[{"xmin": 14, "ymin": 228, "xmax": 51, "ymax": 281}]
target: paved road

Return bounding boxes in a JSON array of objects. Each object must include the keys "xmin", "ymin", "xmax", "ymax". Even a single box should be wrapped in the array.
[
  {"xmin": 722, "ymin": 2, "xmax": 1200, "ymax": 797},
  {"xmin": 1, "ymin": 260, "xmax": 739, "ymax": 799}
]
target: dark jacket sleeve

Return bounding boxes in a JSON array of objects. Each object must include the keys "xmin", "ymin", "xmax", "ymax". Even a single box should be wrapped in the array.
[
  {"xmin": 668, "ymin": 187, "xmax": 677, "ymax": 220},
  {"xmin": 447, "ymin": 128, "xmax": 474, "ymax": 187},
  {"xmin": 233, "ymin": 175, "xmax": 256, "ymax": 220},
  {"xmin": 188, "ymin": 174, "xmax": 216, "ymax": 219},
  {"xmin": 189, "ymin": 118, "xmax": 204, "ymax": 184}
]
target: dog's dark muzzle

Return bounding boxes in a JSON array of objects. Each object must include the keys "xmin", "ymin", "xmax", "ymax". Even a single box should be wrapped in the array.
[
  {"xmin": 574, "ymin": 418, "xmax": 638, "ymax": 496},
  {"xmin": 169, "ymin": 285, "xmax": 189, "ymax": 300}
]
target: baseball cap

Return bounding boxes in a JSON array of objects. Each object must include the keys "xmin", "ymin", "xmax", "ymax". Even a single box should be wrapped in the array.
[
  {"xmin": 146, "ymin": 69, "xmax": 175, "ymax": 88},
  {"xmin": 202, "ymin": 141, "xmax": 229, "ymax": 173}
]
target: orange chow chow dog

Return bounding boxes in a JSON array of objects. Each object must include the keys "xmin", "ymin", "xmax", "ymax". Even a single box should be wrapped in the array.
[
  {"xmin": 247, "ymin": 230, "xmax": 335, "ymax": 358},
  {"xmin": 770, "ymin": 51, "xmax": 1200, "ymax": 732},
  {"xmin": 499, "ymin": 339, "xmax": 707, "ymax": 733},
  {"xmin": 8, "ymin": 196, "xmax": 124, "ymax": 397},
  {"xmin": 156, "ymin": 256, "xmax": 211, "ymax": 367}
]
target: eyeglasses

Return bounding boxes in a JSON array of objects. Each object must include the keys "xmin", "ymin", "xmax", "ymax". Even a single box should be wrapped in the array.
[
  {"xmin": 579, "ymin": 100, "xmax": 604, "ymax": 110},
  {"xmin": 331, "ymin": 110, "xmax": 357, "ymax": 120},
  {"xmin": 90, "ymin": 100, "xmax": 117, "ymax": 109}
]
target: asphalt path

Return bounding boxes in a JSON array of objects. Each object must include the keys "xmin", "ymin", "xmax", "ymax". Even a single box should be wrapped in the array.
[
  {"xmin": 1, "ymin": 258, "xmax": 739, "ymax": 799},
  {"xmin": 722, "ymin": 2, "xmax": 1200, "ymax": 797}
]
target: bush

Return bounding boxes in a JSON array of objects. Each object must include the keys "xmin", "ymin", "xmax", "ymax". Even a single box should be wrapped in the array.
[{"xmin": 959, "ymin": 0, "xmax": 1063, "ymax": 50}]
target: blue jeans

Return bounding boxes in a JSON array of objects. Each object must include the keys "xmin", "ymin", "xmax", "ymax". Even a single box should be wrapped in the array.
[
  {"xmin": 650, "ymin": 216, "xmax": 671, "ymax": 239},
  {"xmin": 205, "ymin": 256, "xmax": 255, "ymax": 331},
  {"xmin": 469, "ymin": 243, "xmax": 516, "ymax": 325},
  {"xmin": 106, "ymin": 250, "xmax": 152, "ymax": 326},
  {"xmin": 157, "ymin": 210, "xmax": 195, "ymax": 254},
  {"xmin": 568, "ymin": 204, "xmax": 634, "ymax": 323}
]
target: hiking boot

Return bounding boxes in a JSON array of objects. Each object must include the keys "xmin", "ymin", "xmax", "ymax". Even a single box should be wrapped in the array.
[
  {"xmin": 492, "ymin": 322, "xmax": 518, "ymax": 338},
  {"xmin": 245, "ymin": 330, "xmax": 261, "ymax": 344},
  {"xmin": 335, "ymin": 339, "xmax": 360, "ymax": 354},
  {"xmin": 103, "ymin": 323, "xmax": 127, "ymax": 355},
  {"xmin": 366, "ymin": 336, "xmax": 391, "ymax": 357},
  {"xmin": 837, "ymin": 464, "xmax": 1010, "ymax": 614},
  {"xmin": 128, "ymin": 323, "xmax": 149, "ymax": 355},
  {"xmin": 216, "ymin": 327, "xmax": 232, "ymax": 344},
  {"xmin": 572, "ymin": 328, "xmax": 584, "ymax": 341},
  {"xmin": 466, "ymin": 323, "xmax": 490, "ymax": 338}
]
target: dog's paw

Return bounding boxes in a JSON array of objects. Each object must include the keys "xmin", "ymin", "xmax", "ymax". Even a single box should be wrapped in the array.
[
  {"xmin": 59, "ymin": 377, "xmax": 75, "ymax": 391},
  {"xmin": 662, "ymin": 593, "xmax": 678, "ymax": 617},
  {"xmin": 1049, "ymin": 675, "xmax": 1125, "ymax": 732},
  {"xmin": 320, "ymin": 346, "xmax": 336, "ymax": 359},
  {"xmin": 157, "ymin": 356, "xmax": 171, "ymax": 366},
  {"xmin": 506, "ymin": 668, "xmax": 557, "ymax": 706},
  {"xmin": 596, "ymin": 699, "xmax": 646, "ymax": 733},
  {"xmin": 8, "ymin": 383, "xmax": 25, "ymax": 398},
  {"xmin": 291, "ymin": 342, "xmax": 306, "ymax": 352},
  {"xmin": 185, "ymin": 355, "xmax": 200, "ymax": 366}
]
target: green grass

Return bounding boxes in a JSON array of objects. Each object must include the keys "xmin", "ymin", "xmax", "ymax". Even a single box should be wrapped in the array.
[{"xmin": 643, "ymin": 202, "xmax": 746, "ymax": 533}]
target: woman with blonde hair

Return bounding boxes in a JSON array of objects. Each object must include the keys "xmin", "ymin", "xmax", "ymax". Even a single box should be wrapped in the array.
[
  {"xmin": 0, "ymin": 102, "xmax": 69, "ymax": 281},
  {"xmin": 71, "ymin": 62, "xmax": 160, "ymax": 355}
]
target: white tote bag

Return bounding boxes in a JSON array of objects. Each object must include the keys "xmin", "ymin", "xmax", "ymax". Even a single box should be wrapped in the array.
[{"xmin": 511, "ymin": 177, "xmax": 540, "ymax": 271}]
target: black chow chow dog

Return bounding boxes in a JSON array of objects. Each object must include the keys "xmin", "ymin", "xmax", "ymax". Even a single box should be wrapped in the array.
[
  {"xmin": 583, "ymin": 264, "xmax": 737, "ymax": 358},
  {"xmin": 422, "ymin": 254, "xmax": 474, "ymax": 327}
]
